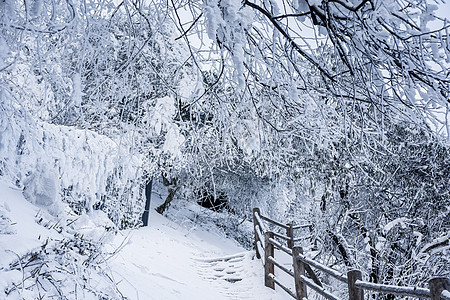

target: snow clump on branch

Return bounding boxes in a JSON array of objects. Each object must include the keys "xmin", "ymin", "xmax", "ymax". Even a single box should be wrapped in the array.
[{"xmin": 203, "ymin": 0, "xmax": 254, "ymax": 89}]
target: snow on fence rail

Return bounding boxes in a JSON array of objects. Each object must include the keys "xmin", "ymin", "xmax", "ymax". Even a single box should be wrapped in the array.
[{"xmin": 252, "ymin": 208, "xmax": 450, "ymax": 300}]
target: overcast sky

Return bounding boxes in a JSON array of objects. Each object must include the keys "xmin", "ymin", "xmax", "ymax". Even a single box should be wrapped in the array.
[{"xmin": 438, "ymin": 1, "xmax": 450, "ymax": 18}]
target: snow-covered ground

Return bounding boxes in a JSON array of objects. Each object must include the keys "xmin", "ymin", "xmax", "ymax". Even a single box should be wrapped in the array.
[{"xmin": 0, "ymin": 178, "xmax": 291, "ymax": 299}]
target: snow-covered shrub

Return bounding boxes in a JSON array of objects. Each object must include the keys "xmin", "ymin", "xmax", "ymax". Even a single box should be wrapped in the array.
[
  {"xmin": 0, "ymin": 94, "xmax": 145, "ymax": 228},
  {"xmin": 4, "ymin": 231, "xmax": 121, "ymax": 299},
  {"xmin": 22, "ymin": 160, "xmax": 63, "ymax": 217},
  {"xmin": 0, "ymin": 203, "xmax": 15, "ymax": 235}
]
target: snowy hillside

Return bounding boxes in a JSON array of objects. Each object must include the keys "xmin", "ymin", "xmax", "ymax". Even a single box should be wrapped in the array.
[{"xmin": 0, "ymin": 178, "xmax": 290, "ymax": 299}]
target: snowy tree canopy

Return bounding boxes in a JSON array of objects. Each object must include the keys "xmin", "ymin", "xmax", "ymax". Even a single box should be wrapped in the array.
[{"xmin": 171, "ymin": 0, "xmax": 450, "ymax": 138}]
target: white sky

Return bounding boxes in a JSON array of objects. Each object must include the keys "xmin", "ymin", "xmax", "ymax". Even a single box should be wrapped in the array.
[{"xmin": 437, "ymin": 0, "xmax": 450, "ymax": 18}]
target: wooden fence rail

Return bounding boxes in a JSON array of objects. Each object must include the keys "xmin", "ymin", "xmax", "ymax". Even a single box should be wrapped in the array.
[{"xmin": 252, "ymin": 208, "xmax": 450, "ymax": 300}]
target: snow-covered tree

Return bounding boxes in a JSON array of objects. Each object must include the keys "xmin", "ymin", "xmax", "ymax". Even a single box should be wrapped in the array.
[
  {"xmin": 165, "ymin": 0, "xmax": 450, "ymax": 286},
  {"xmin": 176, "ymin": 0, "xmax": 449, "ymax": 136},
  {"xmin": 0, "ymin": 0, "xmax": 198, "ymax": 228}
]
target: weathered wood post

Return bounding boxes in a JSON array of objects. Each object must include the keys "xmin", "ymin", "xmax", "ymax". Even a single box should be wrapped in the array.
[
  {"xmin": 141, "ymin": 178, "xmax": 153, "ymax": 226},
  {"xmin": 348, "ymin": 269, "xmax": 363, "ymax": 300},
  {"xmin": 429, "ymin": 277, "xmax": 450, "ymax": 300},
  {"xmin": 264, "ymin": 231, "xmax": 275, "ymax": 289},
  {"xmin": 253, "ymin": 208, "xmax": 261, "ymax": 259},
  {"xmin": 286, "ymin": 223, "xmax": 294, "ymax": 249},
  {"xmin": 292, "ymin": 246, "xmax": 307, "ymax": 299}
]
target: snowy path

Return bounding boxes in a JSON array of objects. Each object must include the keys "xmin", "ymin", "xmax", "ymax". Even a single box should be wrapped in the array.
[
  {"xmin": 107, "ymin": 210, "xmax": 290, "ymax": 300},
  {"xmin": 196, "ymin": 251, "xmax": 283, "ymax": 299}
]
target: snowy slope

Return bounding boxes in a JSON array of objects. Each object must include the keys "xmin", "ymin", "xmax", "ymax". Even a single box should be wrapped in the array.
[
  {"xmin": 0, "ymin": 180, "xmax": 64, "ymax": 293},
  {"xmin": 0, "ymin": 178, "xmax": 290, "ymax": 299}
]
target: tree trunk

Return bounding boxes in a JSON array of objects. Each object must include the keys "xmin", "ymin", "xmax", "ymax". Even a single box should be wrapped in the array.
[{"xmin": 156, "ymin": 186, "xmax": 178, "ymax": 214}]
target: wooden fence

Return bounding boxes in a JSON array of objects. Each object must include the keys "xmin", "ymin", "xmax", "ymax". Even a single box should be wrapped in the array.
[{"xmin": 252, "ymin": 208, "xmax": 450, "ymax": 300}]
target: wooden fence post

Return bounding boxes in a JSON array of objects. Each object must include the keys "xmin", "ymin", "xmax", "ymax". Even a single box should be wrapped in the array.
[
  {"xmin": 265, "ymin": 231, "xmax": 275, "ymax": 289},
  {"xmin": 429, "ymin": 277, "xmax": 450, "ymax": 300},
  {"xmin": 253, "ymin": 208, "xmax": 261, "ymax": 259},
  {"xmin": 287, "ymin": 223, "xmax": 294, "ymax": 249},
  {"xmin": 348, "ymin": 269, "xmax": 363, "ymax": 300},
  {"xmin": 292, "ymin": 246, "xmax": 307, "ymax": 300}
]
